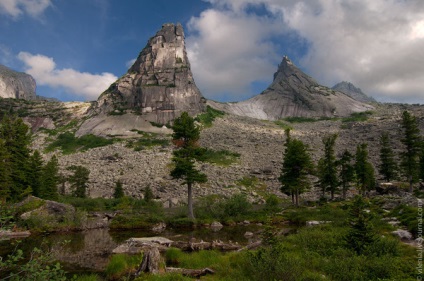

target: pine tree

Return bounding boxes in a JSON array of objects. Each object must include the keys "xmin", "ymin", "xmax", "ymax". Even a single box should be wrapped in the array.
[
  {"xmin": 345, "ymin": 196, "xmax": 378, "ymax": 255},
  {"xmin": 354, "ymin": 143, "xmax": 375, "ymax": 196},
  {"xmin": 0, "ymin": 116, "xmax": 32, "ymax": 201},
  {"xmin": 378, "ymin": 132, "xmax": 398, "ymax": 182},
  {"xmin": 68, "ymin": 165, "xmax": 90, "ymax": 198},
  {"xmin": 114, "ymin": 180, "xmax": 124, "ymax": 199},
  {"xmin": 279, "ymin": 137, "xmax": 314, "ymax": 206},
  {"xmin": 337, "ymin": 149, "xmax": 355, "ymax": 199},
  {"xmin": 171, "ymin": 112, "xmax": 207, "ymax": 219},
  {"xmin": 400, "ymin": 111, "xmax": 421, "ymax": 192},
  {"xmin": 28, "ymin": 150, "xmax": 44, "ymax": 197},
  {"xmin": 0, "ymin": 139, "xmax": 11, "ymax": 201},
  {"xmin": 41, "ymin": 155, "xmax": 59, "ymax": 200},
  {"xmin": 317, "ymin": 134, "xmax": 338, "ymax": 199}
]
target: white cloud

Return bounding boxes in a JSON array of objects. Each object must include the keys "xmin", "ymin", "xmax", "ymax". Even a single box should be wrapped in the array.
[
  {"xmin": 190, "ymin": 0, "xmax": 424, "ymax": 103},
  {"xmin": 18, "ymin": 52, "xmax": 118, "ymax": 101},
  {"xmin": 0, "ymin": 0, "xmax": 52, "ymax": 18}
]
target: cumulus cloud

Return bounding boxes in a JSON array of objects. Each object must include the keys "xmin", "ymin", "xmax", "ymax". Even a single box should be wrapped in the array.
[
  {"xmin": 189, "ymin": 0, "xmax": 424, "ymax": 103},
  {"xmin": 0, "ymin": 0, "xmax": 52, "ymax": 18},
  {"xmin": 18, "ymin": 52, "xmax": 118, "ymax": 101}
]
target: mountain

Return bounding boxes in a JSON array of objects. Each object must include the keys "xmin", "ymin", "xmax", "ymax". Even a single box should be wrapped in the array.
[
  {"xmin": 209, "ymin": 56, "xmax": 373, "ymax": 120},
  {"xmin": 91, "ymin": 23, "xmax": 205, "ymax": 125},
  {"xmin": 0, "ymin": 64, "xmax": 36, "ymax": 100},
  {"xmin": 332, "ymin": 81, "xmax": 376, "ymax": 103}
]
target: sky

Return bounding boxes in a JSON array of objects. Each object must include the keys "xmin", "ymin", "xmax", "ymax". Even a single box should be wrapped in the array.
[{"xmin": 0, "ymin": 0, "xmax": 424, "ymax": 104}]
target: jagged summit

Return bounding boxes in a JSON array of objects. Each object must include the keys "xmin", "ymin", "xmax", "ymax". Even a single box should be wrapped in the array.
[
  {"xmin": 93, "ymin": 23, "xmax": 205, "ymax": 124},
  {"xmin": 332, "ymin": 81, "xmax": 376, "ymax": 104},
  {"xmin": 0, "ymin": 64, "xmax": 36, "ymax": 100},
  {"xmin": 209, "ymin": 56, "xmax": 374, "ymax": 120}
]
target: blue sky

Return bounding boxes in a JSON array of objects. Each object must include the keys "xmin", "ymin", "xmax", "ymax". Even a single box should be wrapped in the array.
[{"xmin": 1, "ymin": 0, "xmax": 424, "ymax": 103}]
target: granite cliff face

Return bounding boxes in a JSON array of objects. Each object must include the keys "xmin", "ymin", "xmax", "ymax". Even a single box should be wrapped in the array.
[
  {"xmin": 0, "ymin": 64, "xmax": 36, "ymax": 100},
  {"xmin": 332, "ymin": 81, "xmax": 376, "ymax": 104},
  {"xmin": 93, "ymin": 23, "xmax": 205, "ymax": 124},
  {"xmin": 209, "ymin": 56, "xmax": 373, "ymax": 120}
]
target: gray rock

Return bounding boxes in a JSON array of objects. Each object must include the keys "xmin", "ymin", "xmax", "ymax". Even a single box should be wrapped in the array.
[
  {"xmin": 0, "ymin": 64, "xmax": 36, "ymax": 100},
  {"xmin": 332, "ymin": 81, "xmax": 377, "ymax": 104},
  {"xmin": 392, "ymin": 229, "xmax": 413, "ymax": 240},
  {"xmin": 208, "ymin": 56, "xmax": 373, "ymax": 120},
  {"xmin": 90, "ymin": 23, "xmax": 205, "ymax": 126}
]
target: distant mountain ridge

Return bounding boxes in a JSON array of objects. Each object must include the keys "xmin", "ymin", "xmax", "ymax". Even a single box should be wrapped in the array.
[
  {"xmin": 0, "ymin": 64, "xmax": 36, "ymax": 100},
  {"xmin": 209, "ymin": 56, "xmax": 374, "ymax": 120},
  {"xmin": 332, "ymin": 81, "xmax": 376, "ymax": 104}
]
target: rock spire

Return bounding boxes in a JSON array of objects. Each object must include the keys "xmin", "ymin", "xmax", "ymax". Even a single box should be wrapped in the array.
[{"xmin": 0, "ymin": 64, "xmax": 36, "ymax": 100}]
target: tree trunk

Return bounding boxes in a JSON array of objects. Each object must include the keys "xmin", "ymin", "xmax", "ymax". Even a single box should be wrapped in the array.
[
  {"xmin": 295, "ymin": 189, "xmax": 299, "ymax": 206},
  {"xmin": 135, "ymin": 247, "xmax": 160, "ymax": 275},
  {"xmin": 409, "ymin": 175, "xmax": 414, "ymax": 193},
  {"xmin": 342, "ymin": 185, "xmax": 347, "ymax": 200},
  {"xmin": 291, "ymin": 192, "xmax": 295, "ymax": 204},
  {"xmin": 187, "ymin": 182, "xmax": 194, "ymax": 219}
]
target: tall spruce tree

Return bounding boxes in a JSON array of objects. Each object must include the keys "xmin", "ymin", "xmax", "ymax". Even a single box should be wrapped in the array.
[
  {"xmin": 355, "ymin": 143, "xmax": 375, "ymax": 196},
  {"xmin": 41, "ymin": 155, "xmax": 59, "ymax": 200},
  {"xmin": 279, "ymin": 137, "xmax": 314, "ymax": 206},
  {"xmin": 68, "ymin": 165, "xmax": 90, "ymax": 198},
  {"xmin": 170, "ymin": 112, "xmax": 207, "ymax": 219},
  {"xmin": 400, "ymin": 111, "xmax": 421, "ymax": 192},
  {"xmin": 28, "ymin": 150, "xmax": 44, "ymax": 198},
  {"xmin": 337, "ymin": 149, "xmax": 355, "ymax": 200},
  {"xmin": 0, "ymin": 117, "xmax": 32, "ymax": 201},
  {"xmin": 0, "ymin": 139, "xmax": 11, "ymax": 201},
  {"xmin": 317, "ymin": 134, "xmax": 339, "ymax": 199},
  {"xmin": 379, "ymin": 132, "xmax": 398, "ymax": 182}
]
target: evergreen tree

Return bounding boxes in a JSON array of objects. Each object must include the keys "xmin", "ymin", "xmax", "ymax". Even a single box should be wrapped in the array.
[
  {"xmin": 114, "ymin": 180, "xmax": 124, "ymax": 199},
  {"xmin": 317, "ymin": 134, "xmax": 338, "ymax": 199},
  {"xmin": 41, "ymin": 155, "xmax": 59, "ymax": 200},
  {"xmin": 0, "ymin": 117, "xmax": 32, "ymax": 201},
  {"xmin": 354, "ymin": 143, "xmax": 375, "ymax": 196},
  {"xmin": 337, "ymin": 149, "xmax": 355, "ymax": 199},
  {"xmin": 0, "ymin": 139, "xmax": 11, "ymax": 201},
  {"xmin": 420, "ymin": 142, "xmax": 424, "ymax": 182},
  {"xmin": 400, "ymin": 111, "xmax": 421, "ymax": 192},
  {"xmin": 378, "ymin": 132, "xmax": 398, "ymax": 182},
  {"xmin": 170, "ymin": 112, "xmax": 207, "ymax": 219},
  {"xmin": 143, "ymin": 185, "xmax": 154, "ymax": 203},
  {"xmin": 345, "ymin": 196, "xmax": 378, "ymax": 255},
  {"xmin": 68, "ymin": 165, "xmax": 90, "ymax": 198},
  {"xmin": 279, "ymin": 137, "xmax": 314, "ymax": 206},
  {"xmin": 28, "ymin": 150, "xmax": 44, "ymax": 197}
]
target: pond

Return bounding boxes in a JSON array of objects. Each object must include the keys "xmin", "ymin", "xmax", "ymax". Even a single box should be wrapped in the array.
[{"xmin": 0, "ymin": 224, "xmax": 285, "ymax": 275}]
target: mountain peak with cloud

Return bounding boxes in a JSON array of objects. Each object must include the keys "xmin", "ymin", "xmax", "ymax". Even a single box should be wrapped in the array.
[{"xmin": 209, "ymin": 56, "xmax": 374, "ymax": 120}]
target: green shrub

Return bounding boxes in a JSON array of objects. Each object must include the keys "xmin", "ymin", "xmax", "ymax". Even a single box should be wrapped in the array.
[
  {"xmin": 45, "ymin": 132, "xmax": 114, "ymax": 154},
  {"xmin": 341, "ymin": 111, "xmax": 373, "ymax": 123},
  {"xmin": 222, "ymin": 194, "xmax": 251, "ymax": 218},
  {"xmin": 391, "ymin": 204, "xmax": 419, "ymax": 237},
  {"xmin": 195, "ymin": 148, "xmax": 240, "ymax": 166},
  {"xmin": 105, "ymin": 254, "xmax": 141, "ymax": 280},
  {"xmin": 274, "ymin": 120, "xmax": 293, "ymax": 130},
  {"xmin": 195, "ymin": 106, "xmax": 225, "ymax": 127}
]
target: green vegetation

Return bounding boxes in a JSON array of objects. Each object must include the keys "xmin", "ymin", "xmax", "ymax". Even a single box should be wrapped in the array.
[
  {"xmin": 273, "ymin": 120, "xmax": 293, "ymax": 130},
  {"xmin": 40, "ymin": 119, "xmax": 79, "ymax": 136},
  {"xmin": 379, "ymin": 132, "xmax": 398, "ymax": 182},
  {"xmin": 317, "ymin": 134, "xmax": 339, "ymax": 199},
  {"xmin": 355, "ymin": 143, "xmax": 376, "ymax": 195},
  {"xmin": 46, "ymin": 132, "xmax": 114, "ymax": 154},
  {"xmin": 126, "ymin": 130, "xmax": 169, "ymax": 151},
  {"xmin": 341, "ymin": 111, "xmax": 373, "ymax": 123},
  {"xmin": 195, "ymin": 105, "xmax": 225, "ymax": 127},
  {"xmin": 105, "ymin": 253, "xmax": 141, "ymax": 280},
  {"xmin": 195, "ymin": 148, "xmax": 240, "ymax": 166}
]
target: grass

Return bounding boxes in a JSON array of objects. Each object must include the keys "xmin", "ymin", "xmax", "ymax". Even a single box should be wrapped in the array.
[
  {"xmin": 105, "ymin": 254, "xmax": 141, "ymax": 280},
  {"xmin": 195, "ymin": 148, "xmax": 240, "ymax": 166},
  {"xmin": 283, "ymin": 116, "xmax": 335, "ymax": 123},
  {"xmin": 45, "ymin": 132, "xmax": 114, "ymax": 154},
  {"xmin": 341, "ymin": 111, "xmax": 373, "ymax": 123},
  {"xmin": 195, "ymin": 106, "xmax": 225, "ymax": 127},
  {"xmin": 274, "ymin": 120, "xmax": 293, "ymax": 130},
  {"xmin": 126, "ymin": 130, "xmax": 170, "ymax": 151}
]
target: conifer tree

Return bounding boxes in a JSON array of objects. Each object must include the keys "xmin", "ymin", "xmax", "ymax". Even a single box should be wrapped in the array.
[
  {"xmin": 354, "ymin": 143, "xmax": 375, "ymax": 196},
  {"xmin": 420, "ymin": 143, "xmax": 424, "ymax": 182},
  {"xmin": 41, "ymin": 155, "xmax": 59, "ymax": 200},
  {"xmin": 400, "ymin": 111, "xmax": 421, "ymax": 192},
  {"xmin": 317, "ymin": 134, "xmax": 338, "ymax": 199},
  {"xmin": 28, "ymin": 150, "xmax": 44, "ymax": 198},
  {"xmin": 378, "ymin": 132, "xmax": 398, "ymax": 182},
  {"xmin": 279, "ymin": 136, "xmax": 314, "ymax": 206},
  {"xmin": 68, "ymin": 165, "xmax": 90, "ymax": 198},
  {"xmin": 171, "ymin": 112, "xmax": 207, "ymax": 219},
  {"xmin": 114, "ymin": 180, "xmax": 124, "ymax": 199},
  {"xmin": 337, "ymin": 149, "xmax": 355, "ymax": 199},
  {"xmin": 0, "ymin": 139, "xmax": 11, "ymax": 201}
]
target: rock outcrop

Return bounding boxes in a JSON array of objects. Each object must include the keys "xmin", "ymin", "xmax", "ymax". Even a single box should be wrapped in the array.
[
  {"xmin": 332, "ymin": 81, "xmax": 376, "ymax": 104},
  {"xmin": 0, "ymin": 64, "xmax": 36, "ymax": 100},
  {"xmin": 92, "ymin": 23, "xmax": 205, "ymax": 124},
  {"xmin": 209, "ymin": 56, "xmax": 373, "ymax": 120}
]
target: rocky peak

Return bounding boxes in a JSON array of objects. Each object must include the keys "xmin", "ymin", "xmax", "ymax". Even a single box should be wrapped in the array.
[
  {"xmin": 332, "ymin": 81, "xmax": 376, "ymax": 104},
  {"xmin": 208, "ymin": 56, "xmax": 374, "ymax": 120},
  {"xmin": 0, "ymin": 64, "xmax": 36, "ymax": 100},
  {"xmin": 94, "ymin": 23, "xmax": 205, "ymax": 124}
]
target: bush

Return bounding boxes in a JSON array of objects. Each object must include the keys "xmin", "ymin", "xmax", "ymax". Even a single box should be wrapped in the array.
[
  {"xmin": 341, "ymin": 111, "xmax": 373, "ymax": 123},
  {"xmin": 195, "ymin": 148, "xmax": 240, "ymax": 166},
  {"xmin": 46, "ymin": 132, "xmax": 114, "ymax": 154},
  {"xmin": 222, "ymin": 194, "xmax": 251, "ymax": 218},
  {"xmin": 195, "ymin": 106, "xmax": 225, "ymax": 127}
]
